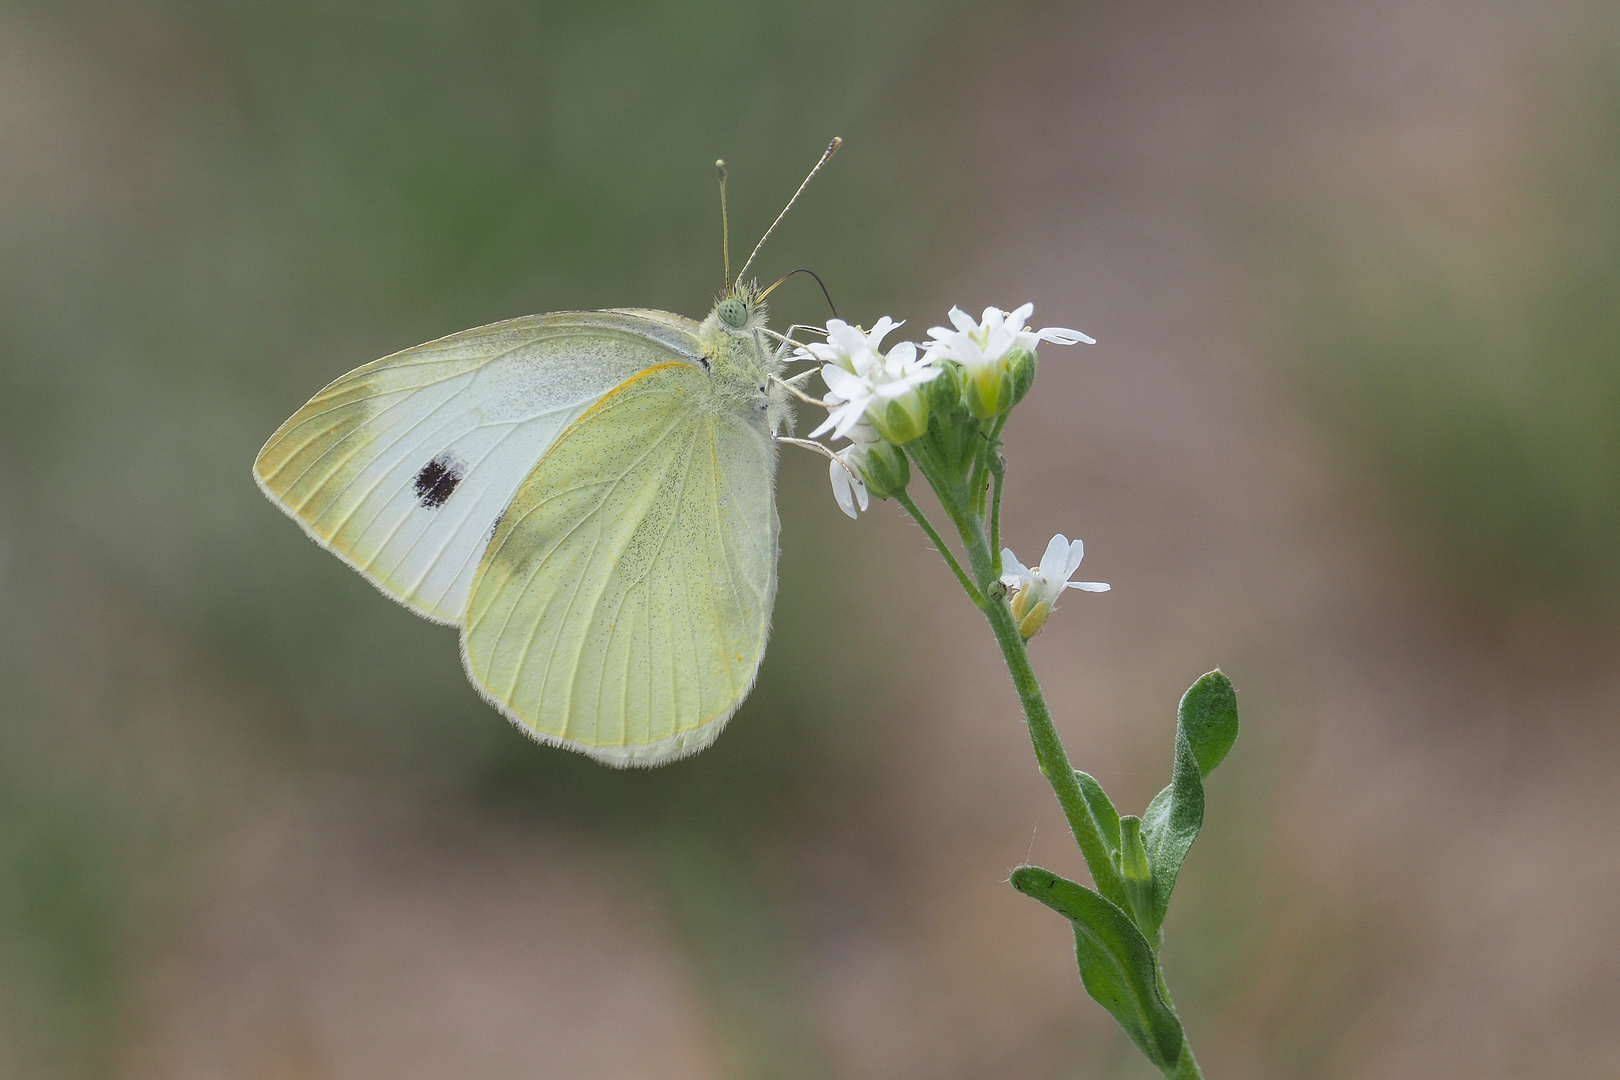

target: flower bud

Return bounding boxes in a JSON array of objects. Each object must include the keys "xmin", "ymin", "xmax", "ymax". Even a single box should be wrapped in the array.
[
  {"xmin": 1007, "ymin": 348, "xmax": 1038, "ymax": 407},
  {"xmin": 856, "ymin": 440, "xmax": 910, "ymax": 499},
  {"xmin": 926, "ymin": 359, "xmax": 966, "ymax": 415},
  {"xmin": 870, "ymin": 388, "xmax": 930, "ymax": 444}
]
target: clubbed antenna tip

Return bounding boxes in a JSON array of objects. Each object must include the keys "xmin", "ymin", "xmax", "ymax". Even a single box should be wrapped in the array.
[{"xmin": 736, "ymin": 136, "xmax": 843, "ymax": 284}]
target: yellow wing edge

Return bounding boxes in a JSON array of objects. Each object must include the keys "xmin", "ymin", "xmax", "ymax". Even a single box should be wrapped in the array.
[
  {"xmin": 251, "ymin": 436, "xmax": 464, "ymax": 627},
  {"xmin": 545, "ymin": 359, "xmax": 696, "ymax": 433}
]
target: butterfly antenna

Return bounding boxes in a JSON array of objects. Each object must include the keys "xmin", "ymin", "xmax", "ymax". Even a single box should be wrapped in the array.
[
  {"xmin": 717, "ymin": 159, "xmax": 732, "ymax": 287},
  {"xmin": 735, "ymin": 136, "xmax": 841, "ymax": 284},
  {"xmin": 759, "ymin": 267, "xmax": 839, "ymax": 319}
]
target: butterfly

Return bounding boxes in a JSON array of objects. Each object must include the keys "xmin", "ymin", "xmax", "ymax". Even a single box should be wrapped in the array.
[{"xmin": 253, "ymin": 140, "xmax": 841, "ymax": 766}]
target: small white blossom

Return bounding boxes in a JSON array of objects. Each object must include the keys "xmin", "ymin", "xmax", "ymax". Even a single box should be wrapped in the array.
[
  {"xmin": 828, "ymin": 422, "xmax": 881, "ymax": 519},
  {"xmin": 1000, "ymin": 533, "xmax": 1109, "ymax": 639},
  {"xmin": 798, "ymin": 316, "xmax": 902, "ymax": 374},
  {"xmin": 923, "ymin": 303, "xmax": 1094, "ymax": 371},
  {"xmin": 802, "ymin": 318, "xmax": 942, "ymax": 441}
]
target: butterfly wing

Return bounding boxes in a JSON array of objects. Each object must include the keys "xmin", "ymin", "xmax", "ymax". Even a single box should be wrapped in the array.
[
  {"xmin": 252, "ymin": 310, "xmax": 703, "ymax": 624},
  {"xmin": 460, "ymin": 361, "xmax": 779, "ymax": 766}
]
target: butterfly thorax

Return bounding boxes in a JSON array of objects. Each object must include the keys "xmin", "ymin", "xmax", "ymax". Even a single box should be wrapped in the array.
[{"xmin": 698, "ymin": 284, "xmax": 791, "ymax": 435}]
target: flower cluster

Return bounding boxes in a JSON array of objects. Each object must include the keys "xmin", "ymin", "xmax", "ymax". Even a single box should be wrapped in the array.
[
  {"xmin": 781, "ymin": 296, "xmax": 1228, "ymax": 1080},
  {"xmin": 792, "ymin": 302, "xmax": 1105, "ymax": 636},
  {"xmin": 798, "ymin": 303, "xmax": 1090, "ymax": 519},
  {"xmin": 804, "ymin": 317, "xmax": 942, "ymax": 444}
]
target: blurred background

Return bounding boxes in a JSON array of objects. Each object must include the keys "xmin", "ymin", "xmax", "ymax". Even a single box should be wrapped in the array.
[{"xmin": 1, "ymin": 0, "xmax": 1617, "ymax": 1077}]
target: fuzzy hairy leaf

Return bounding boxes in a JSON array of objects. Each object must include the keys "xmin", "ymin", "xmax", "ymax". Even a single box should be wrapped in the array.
[
  {"xmin": 1075, "ymin": 769, "xmax": 1122, "ymax": 858},
  {"xmin": 1010, "ymin": 865, "xmax": 1186, "ymax": 1070},
  {"xmin": 1140, "ymin": 670, "xmax": 1239, "ymax": 939}
]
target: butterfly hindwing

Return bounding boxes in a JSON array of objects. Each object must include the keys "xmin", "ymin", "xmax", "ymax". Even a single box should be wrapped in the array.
[
  {"xmin": 252, "ymin": 310, "xmax": 703, "ymax": 623},
  {"xmin": 460, "ymin": 361, "xmax": 780, "ymax": 766}
]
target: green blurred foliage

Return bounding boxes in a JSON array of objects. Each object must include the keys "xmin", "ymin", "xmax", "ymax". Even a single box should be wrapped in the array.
[
  {"xmin": 8, "ymin": 1, "xmax": 1613, "ymax": 1075},
  {"xmin": 0, "ymin": 1, "xmax": 975, "ymax": 1074},
  {"xmin": 1292, "ymin": 23, "xmax": 1620, "ymax": 616}
]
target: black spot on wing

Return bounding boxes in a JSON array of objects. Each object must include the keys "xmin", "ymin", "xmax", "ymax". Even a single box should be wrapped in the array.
[{"xmin": 414, "ymin": 453, "xmax": 464, "ymax": 509}]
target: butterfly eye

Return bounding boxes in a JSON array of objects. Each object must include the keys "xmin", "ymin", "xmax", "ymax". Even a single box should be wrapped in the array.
[{"xmin": 718, "ymin": 299, "xmax": 748, "ymax": 328}]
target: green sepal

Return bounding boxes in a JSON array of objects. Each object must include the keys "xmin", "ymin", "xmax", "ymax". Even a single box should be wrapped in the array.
[
  {"xmin": 1118, "ymin": 815, "xmax": 1157, "ymax": 941},
  {"xmin": 1140, "ymin": 670, "xmax": 1239, "ymax": 938},
  {"xmin": 856, "ymin": 440, "xmax": 910, "ymax": 499},
  {"xmin": 914, "ymin": 387, "xmax": 979, "ymax": 493},
  {"xmin": 926, "ymin": 360, "xmax": 965, "ymax": 414},
  {"xmin": 964, "ymin": 365, "xmax": 1014, "ymax": 420},
  {"xmin": 872, "ymin": 391, "xmax": 929, "ymax": 444},
  {"xmin": 1010, "ymin": 866, "xmax": 1186, "ymax": 1072},
  {"xmin": 1007, "ymin": 348, "xmax": 1037, "ymax": 406}
]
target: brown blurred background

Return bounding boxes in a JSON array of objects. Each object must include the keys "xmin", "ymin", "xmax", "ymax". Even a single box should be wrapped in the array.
[{"xmin": 2, "ymin": 1, "xmax": 1617, "ymax": 1077}]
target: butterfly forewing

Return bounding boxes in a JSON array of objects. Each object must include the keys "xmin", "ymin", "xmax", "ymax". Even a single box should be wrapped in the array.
[
  {"xmin": 460, "ymin": 361, "xmax": 779, "ymax": 766},
  {"xmin": 252, "ymin": 311, "xmax": 703, "ymax": 623}
]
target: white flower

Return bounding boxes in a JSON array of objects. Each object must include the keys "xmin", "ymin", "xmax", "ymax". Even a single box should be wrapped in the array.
[
  {"xmin": 923, "ymin": 303, "xmax": 1094, "ymax": 371},
  {"xmin": 827, "ymin": 422, "xmax": 879, "ymax": 519},
  {"xmin": 803, "ymin": 317, "xmax": 942, "ymax": 441},
  {"xmin": 1000, "ymin": 533, "xmax": 1109, "ymax": 639},
  {"xmin": 798, "ymin": 316, "xmax": 902, "ymax": 374}
]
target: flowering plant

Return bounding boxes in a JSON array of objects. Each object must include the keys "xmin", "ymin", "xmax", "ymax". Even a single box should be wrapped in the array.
[{"xmin": 789, "ymin": 304, "xmax": 1239, "ymax": 1080}]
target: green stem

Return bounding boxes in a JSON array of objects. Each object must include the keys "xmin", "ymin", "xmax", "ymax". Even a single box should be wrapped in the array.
[
  {"xmin": 977, "ymin": 577, "xmax": 1127, "ymax": 906},
  {"xmin": 988, "ymin": 452, "xmax": 1006, "ymax": 569},
  {"xmin": 906, "ymin": 422, "xmax": 1201, "ymax": 1080},
  {"xmin": 894, "ymin": 490, "xmax": 984, "ymax": 607},
  {"xmin": 906, "ymin": 444, "xmax": 996, "ymax": 586}
]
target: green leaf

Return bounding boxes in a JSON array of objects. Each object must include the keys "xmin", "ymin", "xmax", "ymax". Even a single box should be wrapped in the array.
[
  {"xmin": 1075, "ymin": 770, "xmax": 1121, "ymax": 858},
  {"xmin": 1141, "ymin": 670, "xmax": 1239, "ymax": 940},
  {"xmin": 1117, "ymin": 815, "xmax": 1157, "ymax": 940},
  {"xmin": 1179, "ymin": 669, "xmax": 1239, "ymax": 776},
  {"xmin": 1011, "ymin": 865, "xmax": 1186, "ymax": 1071}
]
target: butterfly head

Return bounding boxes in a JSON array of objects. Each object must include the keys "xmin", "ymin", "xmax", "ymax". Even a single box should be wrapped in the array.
[{"xmin": 709, "ymin": 280, "xmax": 768, "ymax": 335}]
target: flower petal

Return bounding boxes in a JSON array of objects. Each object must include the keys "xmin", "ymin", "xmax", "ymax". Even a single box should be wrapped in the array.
[
  {"xmin": 1036, "ymin": 326, "xmax": 1095, "ymax": 346},
  {"xmin": 830, "ymin": 457, "xmax": 867, "ymax": 519},
  {"xmin": 948, "ymin": 306, "xmax": 977, "ymax": 333},
  {"xmin": 1068, "ymin": 581, "xmax": 1111, "ymax": 592},
  {"xmin": 807, "ymin": 413, "xmax": 839, "ymax": 439},
  {"xmin": 868, "ymin": 316, "xmax": 903, "ymax": 351},
  {"xmin": 821, "ymin": 364, "xmax": 865, "ymax": 399},
  {"xmin": 811, "ymin": 400, "xmax": 865, "ymax": 439},
  {"xmin": 1064, "ymin": 538, "xmax": 1085, "ymax": 578},
  {"xmin": 827, "ymin": 320, "xmax": 869, "ymax": 357},
  {"xmin": 1041, "ymin": 533, "xmax": 1071, "ymax": 575}
]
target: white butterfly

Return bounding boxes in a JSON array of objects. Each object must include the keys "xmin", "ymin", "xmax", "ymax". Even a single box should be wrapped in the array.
[{"xmin": 255, "ymin": 141, "xmax": 842, "ymax": 766}]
